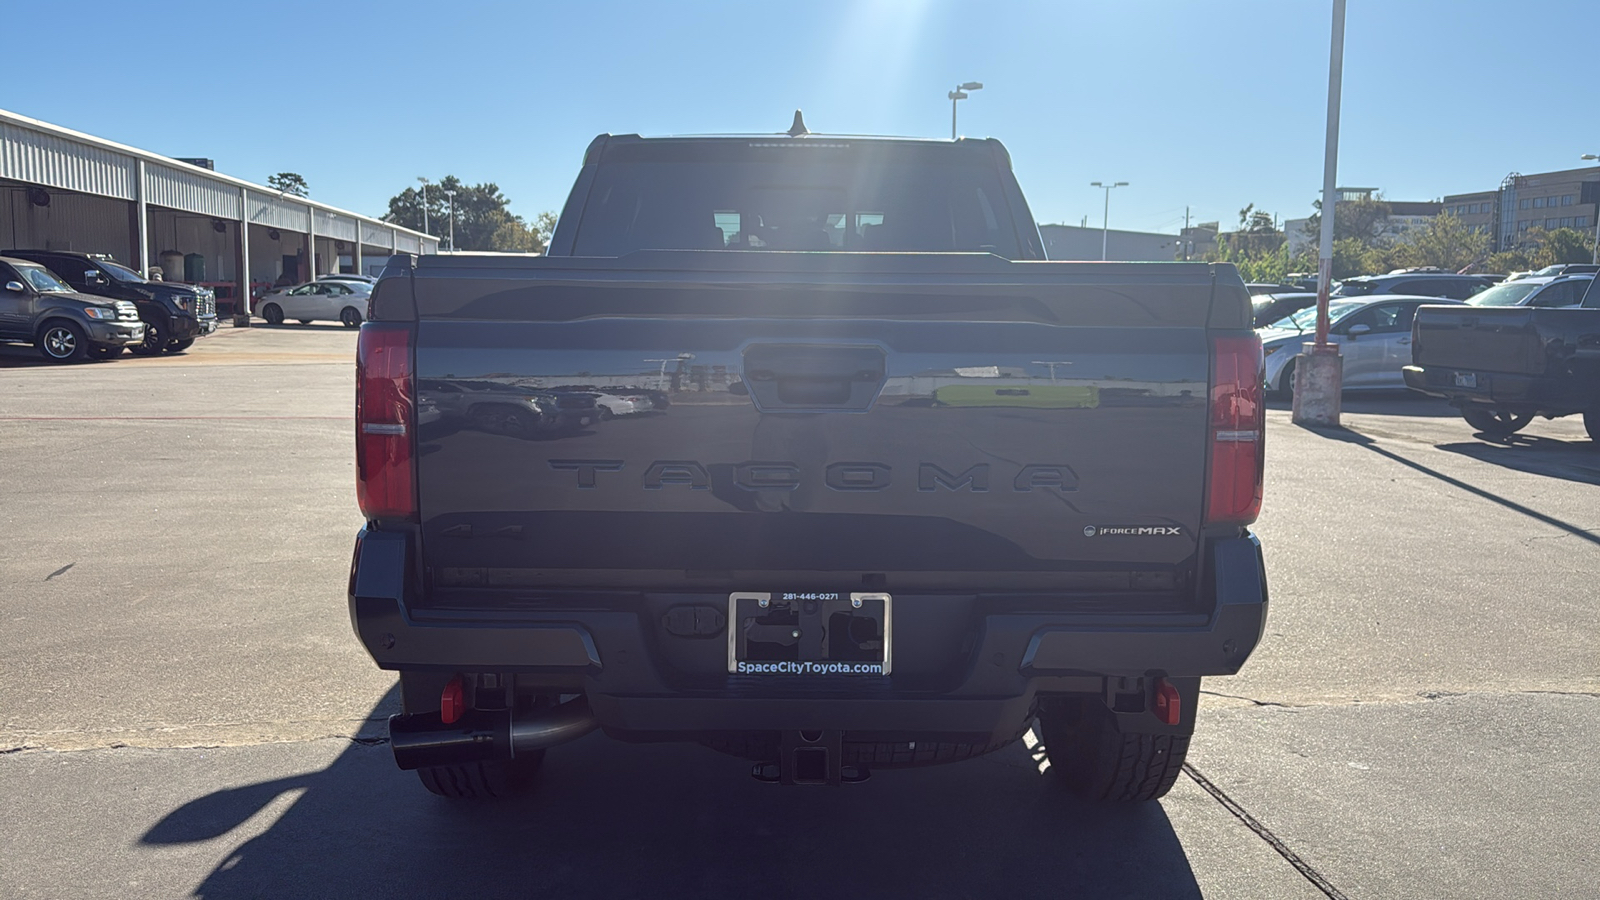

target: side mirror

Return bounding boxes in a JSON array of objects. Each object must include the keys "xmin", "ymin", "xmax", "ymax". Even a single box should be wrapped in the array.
[
  {"xmin": 1346, "ymin": 323, "xmax": 1371, "ymax": 337},
  {"xmin": 4, "ymin": 281, "xmax": 25, "ymax": 293}
]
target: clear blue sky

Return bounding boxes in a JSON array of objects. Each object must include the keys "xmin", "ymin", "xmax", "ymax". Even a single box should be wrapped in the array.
[{"xmin": 6, "ymin": 0, "xmax": 1596, "ymax": 235}]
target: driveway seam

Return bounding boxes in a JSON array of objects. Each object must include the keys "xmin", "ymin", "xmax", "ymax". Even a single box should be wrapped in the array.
[{"xmin": 1183, "ymin": 762, "xmax": 1351, "ymax": 900}]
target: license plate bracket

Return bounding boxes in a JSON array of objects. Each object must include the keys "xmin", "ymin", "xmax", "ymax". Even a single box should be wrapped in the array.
[{"xmin": 727, "ymin": 592, "xmax": 891, "ymax": 676}]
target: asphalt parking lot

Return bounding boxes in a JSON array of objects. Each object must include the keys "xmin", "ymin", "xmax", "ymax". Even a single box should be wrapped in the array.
[{"xmin": 2, "ymin": 325, "xmax": 1597, "ymax": 899}]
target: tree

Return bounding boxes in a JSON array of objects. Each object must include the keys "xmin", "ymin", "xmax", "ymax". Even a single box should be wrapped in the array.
[
  {"xmin": 382, "ymin": 176, "xmax": 545, "ymax": 253},
  {"xmin": 1302, "ymin": 195, "xmax": 1392, "ymax": 246},
  {"xmin": 267, "ymin": 173, "xmax": 309, "ymax": 197},
  {"xmin": 534, "ymin": 211, "xmax": 559, "ymax": 248},
  {"xmin": 1391, "ymin": 211, "xmax": 1488, "ymax": 272},
  {"xmin": 1529, "ymin": 227, "xmax": 1598, "ymax": 267}
]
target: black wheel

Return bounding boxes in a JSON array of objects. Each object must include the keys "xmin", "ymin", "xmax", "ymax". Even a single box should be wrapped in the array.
[
  {"xmin": 1584, "ymin": 410, "xmax": 1599, "ymax": 444},
  {"xmin": 1036, "ymin": 697, "xmax": 1189, "ymax": 802},
  {"xmin": 88, "ymin": 344, "xmax": 124, "ymax": 360},
  {"xmin": 340, "ymin": 306, "xmax": 364, "ymax": 328},
  {"xmin": 1462, "ymin": 407, "xmax": 1533, "ymax": 437},
  {"xmin": 261, "ymin": 303, "xmax": 284, "ymax": 326},
  {"xmin": 129, "ymin": 319, "xmax": 166, "ymax": 356},
  {"xmin": 37, "ymin": 321, "xmax": 89, "ymax": 363},
  {"xmin": 1274, "ymin": 359, "xmax": 1296, "ymax": 400},
  {"xmin": 416, "ymin": 752, "xmax": 545, "ymax": 799},
  {"xmin": 299, "ymin": 319, "xmax": 313, "ymax": 325},
  {"xmin": 166, "ymin": 338, "xmax": 195, "ymax": 353}
]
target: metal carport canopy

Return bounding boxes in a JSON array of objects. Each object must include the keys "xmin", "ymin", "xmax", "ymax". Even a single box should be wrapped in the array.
[{"xmin": 0, "ymin": 105, "xmax": 439, "ymax": 272}]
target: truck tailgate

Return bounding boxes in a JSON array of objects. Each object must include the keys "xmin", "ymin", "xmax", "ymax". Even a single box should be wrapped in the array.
[
  {"xmin": 1412, "ymin": 305, "xmax": 1545, "ymax": 375},
  {"xmin": 402, "ymin": 254, "xmax": 1237, "ymax": 597}
]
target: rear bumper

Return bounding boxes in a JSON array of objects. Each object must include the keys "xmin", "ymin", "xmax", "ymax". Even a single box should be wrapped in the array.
[
  {"xmin": 349, "ymin": 528, "xmax": 1268, "ymax": 736},
  {"xmin": 1404, "ymin": 365, "xmax": 1582, "ymax": 414}
]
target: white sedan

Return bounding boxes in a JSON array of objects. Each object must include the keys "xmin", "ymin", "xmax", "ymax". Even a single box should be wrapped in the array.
[
  {"xmin": 256, "ymin": 280, "xmax": 371, "ymax": 327},
  {"xmin": 1260, "ymin": 295, "xmax": 1463, "ymax": 396}
]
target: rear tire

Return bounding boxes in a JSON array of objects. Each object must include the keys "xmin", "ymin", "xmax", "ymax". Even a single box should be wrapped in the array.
[
  {"xmin": 1584, "ymin": 410, "xmax": 1599, "ymax": 444},
  {"xmin": 261, "ymin": 303, "xmax": 284, "ymax": 326},
  {"xmin": 1462, "ymin": 407, "xmax": 1533, "ymax": 437},
  {"xmin": 416, "ymin": 752, "xmax": 545, "ymax": 799},
  {"xmin": 1036, "ymin": 698, "xmax": 1189, "ymax": 802},
  {"xmin": 1274, "ymin": 359, "xmax": 1296, "ymax": 400},
  {"xmin": 37, "ymin": 321, "xmax": 89, "ymax": 363}
]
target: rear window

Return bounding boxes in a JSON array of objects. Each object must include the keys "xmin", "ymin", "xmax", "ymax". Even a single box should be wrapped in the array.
[{"xmin": 572, "ymin": 141, "xmax": 1021, "ymax": 258}]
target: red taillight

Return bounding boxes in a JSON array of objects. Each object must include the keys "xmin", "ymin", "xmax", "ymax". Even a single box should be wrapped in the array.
[
  {"xmin": 1205, "ymin": 334, "xmax": 1264, "ymax": 526},
  {"xmin": 356, "ymin": 323, "xmax": 415, "ymax": 520}
]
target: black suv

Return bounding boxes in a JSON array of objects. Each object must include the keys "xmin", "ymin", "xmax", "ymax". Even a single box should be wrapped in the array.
[
  {"xmin": 1332, "ymin": 272, "xmax": 1492, "ymax": 300},
  {"xmin": 2, "ymin": 250, "xmax": 217, "ymax": 355}
]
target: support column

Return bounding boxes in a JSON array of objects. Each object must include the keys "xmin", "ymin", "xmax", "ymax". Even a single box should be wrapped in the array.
[
  {"xmin": 306, "ymin": 203, "xmax": 317, "ymax": 280},
  {"xmin": 353, "ymin": 220, "xmax": 363, "ymax": 277},
  {"xmin": 135, "ymin": 160, "xmax": 150, "ymax": 276},
  {"xmin": 234, "ymin": 187, "xmax": 251, "ymax": 326}
]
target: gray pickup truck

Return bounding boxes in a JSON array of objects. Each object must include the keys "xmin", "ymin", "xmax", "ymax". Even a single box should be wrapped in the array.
[
  {"xmin": 347, "ymin": 121, "xmax": 1269, "ymax": 802},
  {"xmin": 1404, "ymin": 279, "xmax": 1600, "ymax": 438},
  {"xmin": 0, "ymin": 256, "xmax": 146, "ymax": 361}
]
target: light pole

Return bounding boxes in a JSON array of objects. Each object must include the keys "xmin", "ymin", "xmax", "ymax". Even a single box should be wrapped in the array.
[
  {"xmin": 444, "ymin": 189, "xmax": 457, "ymax": 252},
  {"xmin": 417, "ymin": 177, "xmax": 431, "ymax": 236},
  {"xmin": 948, "ymin": 82, "xmax": 982, "ymax": 139},
  {"xmin": 1031, "ymin": 361, "xmax": 1073, "ymax": 384},
  {"xmin": 1584, "ymin": 154, "xmax": 1600, "ymax": 263},
  {"xmin": 1291, "ymin": 0, "xmax": 1347, "ymax": 428},
  {"xmin": 1090, "ymin": 181, "xmax": 1128, "ymax": 260}
]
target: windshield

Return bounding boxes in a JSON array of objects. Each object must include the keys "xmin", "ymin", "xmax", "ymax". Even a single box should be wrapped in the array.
[
  {"xmin": 1269, "ymin": 300, "xmax": 1363, "ymax": 332},
  {"xmin": 98, "ymin": 260, "xmax": 148, "ymax": 284},
  {"xmin": 1467, "ymin": 281, "xmax": 1541, "ymax": 307},
  {"xmin": 572, "ymin": 142, "xmax": 1022, "ymax": 257},
  {"xmin": 16, "ymin": 265, "xmax": 72, "ymax": 293}
]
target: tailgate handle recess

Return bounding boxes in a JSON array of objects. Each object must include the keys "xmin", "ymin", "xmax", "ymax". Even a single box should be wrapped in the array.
[{"xmin": 742, "ymin": 344, "xmax": 887, "ymax": 412}]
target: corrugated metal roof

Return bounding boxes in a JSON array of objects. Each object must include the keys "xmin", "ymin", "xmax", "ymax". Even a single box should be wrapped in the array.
[{"xmin": 0, "ymin": 106, "xmax": 437, "ymax": 252}]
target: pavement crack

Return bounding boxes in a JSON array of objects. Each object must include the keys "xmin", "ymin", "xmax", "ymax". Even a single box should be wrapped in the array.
[
  {"xmin": 1184, "ymin": 763, "xmax": 1352, "ymax": 900},
  {"xmin": 44, "ymin": 562, "xmax": 74, "ymax": 581},
  {"xmin": 1200, "ymin": 689, "xmax": 1292, "ymax": 708}
]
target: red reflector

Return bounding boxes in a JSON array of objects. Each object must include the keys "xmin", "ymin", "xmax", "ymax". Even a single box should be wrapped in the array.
[
  {"xmin": 356, "ymin": 323, "xmax": 415, "ymax": 520},
  {"xmin": 1206, "ymin": 334, "xmax": 1264, "ymax": 526},
  {"xmin": 441, "ymin": 676, "xmax": 464, "ymax": 725},
  {"xmin": 1153, "ymin": 678, "xmax": 1182, "ymax": 726}
]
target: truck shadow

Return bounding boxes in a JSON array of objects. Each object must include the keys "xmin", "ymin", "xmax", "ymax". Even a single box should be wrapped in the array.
[
  {"xmin": 1311, "ymin": 425, "xmax": 1600, "ymax": 545},
  {"xmin": 141, "ymin": 691, "xmax": 1205, "ymax": 899},
  {"xmin": 1435, "ymin": 436, "xmax": 1600, "ymax": 486}
]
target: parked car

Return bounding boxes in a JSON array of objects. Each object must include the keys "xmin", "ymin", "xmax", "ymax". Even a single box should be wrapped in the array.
[
  {"xmin": 350, "ymin": 124, "xmax": 1268, "ymax": 803},
  {"xmin": 0, "ymin": 256, "xmax": 146, "ymax": 362},
  {"xmin": 2, "ymin": 249, "xmax": 217, "ymax": 354},
  {"xmin": 1507, "ymin": 263, "xmax": 1599, "ymax": 282},
  {"xmin": 256, "ymin": 280, "xmax": 370, "ymax": 327},
  {"xmin": 1332, "ymin": 272, "xmax": 1492, "ymax": 300},
  {"xmin": 1251, "ymin": 291, "xmax": 1317, "ymax": 327},
  {"xmin": 1464, "ymin": 275, "xmax": 1593, "ymax": 309},
  {"xmin": 318, "ymin": 273, "xmax": 378, "ymax": 286},
  {"xmin": 1261, "ymin": 295, "xmax": 1463, "ymax": 396},
  {"xmin": 1404, "ymin": 281, "xmax": 1600, "ymax": 438},
  {"xmin": 1245, "ymin": 282, "xmax": 1304, "ymax": 296}
]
